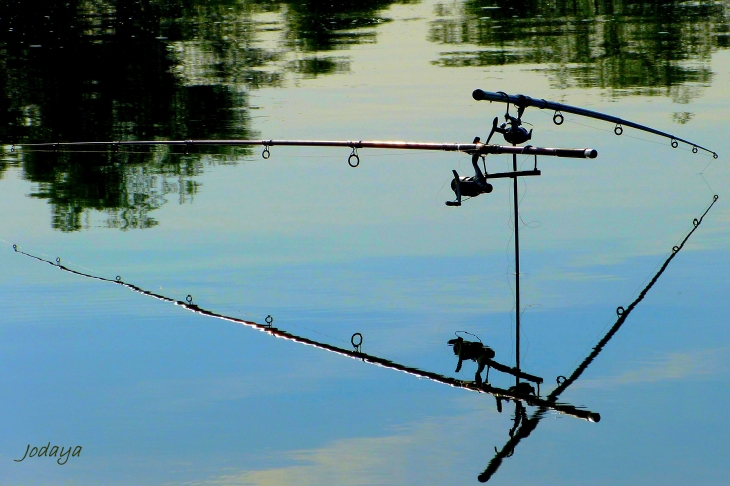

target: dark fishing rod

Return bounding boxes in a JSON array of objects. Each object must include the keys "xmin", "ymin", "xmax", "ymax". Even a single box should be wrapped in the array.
[
  {"xmin": 472, "ymin": 89, "xmax": 718, "ymax": 159},
  {"xmin": 11, "ymin": 244, "xmax": 599, "ymax": 422},
  {"xmin": 477, "ymin": 194, "xmax": 719, "ymax": 483}
]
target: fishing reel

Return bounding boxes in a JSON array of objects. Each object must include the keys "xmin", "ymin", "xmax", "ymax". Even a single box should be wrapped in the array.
[
  {"xmin": 484, "ymin": 104, "xmax": 532, "ymax": 146},
  {"xmin": 445, "ymin": 136, "xmax": 494, "ymax": 207},
  {"xmin": 496, "ymin": 114, "xmax": 532, "ymax": 145}
]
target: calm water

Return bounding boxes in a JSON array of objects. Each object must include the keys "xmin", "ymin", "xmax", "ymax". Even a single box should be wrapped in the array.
[{"xmin": 1, "ymin": 1, "xmax": 729, "ymax": 484}]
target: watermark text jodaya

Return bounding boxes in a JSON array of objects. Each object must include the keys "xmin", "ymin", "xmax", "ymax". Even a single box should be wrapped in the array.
[{"xmin": 14, "ymin": 443, "xmax": 82, "ymax": 465}]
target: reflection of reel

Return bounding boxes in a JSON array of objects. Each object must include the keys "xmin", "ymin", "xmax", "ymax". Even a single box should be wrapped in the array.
[{"xmin": 455, "ymin": 330, "xmax": 482, "ymax": 343}]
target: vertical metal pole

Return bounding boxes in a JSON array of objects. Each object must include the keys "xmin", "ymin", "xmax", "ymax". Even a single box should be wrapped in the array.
[{"xmin": 512, "ymin": 152, "xmax": 520, "ymax": 384}]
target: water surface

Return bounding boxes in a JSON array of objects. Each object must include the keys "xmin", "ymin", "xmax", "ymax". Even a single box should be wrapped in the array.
[{"xmin": 1, "ymin": 1, "xmax": 729, "ymax": 484}]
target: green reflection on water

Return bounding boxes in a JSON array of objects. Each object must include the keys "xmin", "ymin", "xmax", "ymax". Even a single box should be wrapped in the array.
[
  {"xmin": 0, "ymin": 0, "xmax": 727, "ymax": 231},
  {"xmin": 429, "ymin": 0, "xmax": 729, "ymax": 100},
  {"xmin": 0, "ymin": 0, "xmax": 408, "ymax": 230}
]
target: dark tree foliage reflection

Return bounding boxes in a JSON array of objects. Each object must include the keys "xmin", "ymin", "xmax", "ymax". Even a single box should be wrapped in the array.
[
  {"xmin": 429, "ymin": 0, "xmax": 730, "ymax": 101},
  {"xmin": 0, "ymin": 0, "xmax": 407, "ymax": 230},
  {"xmin": 1, "ymin": 0, "xmax": 727, "ymax": 231}
]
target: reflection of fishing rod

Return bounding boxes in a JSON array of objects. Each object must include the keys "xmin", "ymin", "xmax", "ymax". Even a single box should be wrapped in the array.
[
  {"xmin": 472, "ymin": 89, "xmax": 718, "ymax": 158},
  {"xmin": 477, "ymin": 194, "xmax": 719, "ymax": 483},
  {"xmin": 12, "ymin": 244, "xmax": 599, "ymax": 422}
]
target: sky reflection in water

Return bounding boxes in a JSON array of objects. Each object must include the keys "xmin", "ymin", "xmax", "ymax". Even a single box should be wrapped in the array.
[{"xmin": 0, "ymin": 0, "xmax": 729, "ymax": 484}]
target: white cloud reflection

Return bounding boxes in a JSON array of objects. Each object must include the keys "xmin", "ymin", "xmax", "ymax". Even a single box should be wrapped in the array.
[{"xmin": 179, "ymin": 409, "xmax": 496, "ymax": 486}]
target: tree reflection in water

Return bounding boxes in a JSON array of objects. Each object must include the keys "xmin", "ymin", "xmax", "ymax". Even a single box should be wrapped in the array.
[
  {"xmin": 0, "ymin": 0, "xmax": 411, "ymax": 230},
  {"xmin": 0, "ymin": 0, "xmax": 728, "ymax": 230},
  {"xmin": 429, "ymin": 0, "xmax": 729, "ymax": 101}
]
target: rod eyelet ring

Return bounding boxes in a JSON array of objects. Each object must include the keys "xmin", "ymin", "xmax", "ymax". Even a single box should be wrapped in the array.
[
  {"xmin": 693, "ymin": 218, "xmax": 699, "ymax": 227},
  {"xmin": 351, "ymin": 332, "xmax": 363, "ymax": 349},
  {"xmin": 672, "ymin": 246, "xmax": 679, "ymax": 253},
  {"xmin": 12, "ymin": 244, "xmax": 17, "ymax": 251},
  {"xmin": 692, "ymin": 146, "xmax": 698, "ymax": 154},
  {"xmin": 671, "ymin": 139, "xmax": 678, "ymax": 149},
  {"xmin": 186, "ymin": 295, "xmax": 193, "ymax": 305},
  {"xmin": 713, "ymin": 152, "xmax": 718, "ymax": 159},
  {"xmin": 556, "ymin": 375, "xmax": 566, "ymax": 385},
  {"xmin": 56, "ymin": 257, "xmax": 61, "ymax": 264},
  {"xmin": 616, "ymin": 306, "xmax": 625, "ymax": 316},
  {"xmin": 10, "ymin": 144, "xmax": 15, "ymax": 152},
  {"xmin": 614, "ymin": 124, "xmax": 623, "ymax": 136},
  {"xmin": 262, "ymin": 146, "xmax": 270, "ymax": 159},
  {"xmin": 552, "ymin": 111, "xmax": 564, "ymax": 125},
  {"xmin": 265, "ymin": 315, "xmax": 273, "ymax": 326},
  {"xmin": 348, "ymin": 153, "xmax": 360, "ymax": 168},
  {"xmin": 714, "ymin": 194, "xmax": 719, "ymax": 201}
]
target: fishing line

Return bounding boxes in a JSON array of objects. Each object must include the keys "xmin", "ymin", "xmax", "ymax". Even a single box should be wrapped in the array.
[
  {"xmin": 697, "ymin": 151, "xmax": 717, "ymax": 195},
  {"xmin": 698, "ymin": 173, "xmax": 716, "ymax": 195},
  {"xmin": 8, "ymin": 242, "xmax": 594, "ymax": 420},
  {"xmin": 517, "ymin": 155, "xmax": 541, "ymax": 229}
]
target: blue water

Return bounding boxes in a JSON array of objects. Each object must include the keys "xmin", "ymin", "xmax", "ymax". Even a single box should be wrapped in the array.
[{"xmin": 1, "ymin": 1, "xmax": 729, "ymax": 484}]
